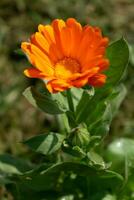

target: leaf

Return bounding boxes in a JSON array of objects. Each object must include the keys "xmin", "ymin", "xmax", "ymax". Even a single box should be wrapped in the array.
[
  {"xmin": 0, "ymin": 154, "xmax": 32, "ymax": 175},
  {"xmin": 86, "ymin": 100, "xmax": 107, "ymax": 125},
  {"xmin": 88, "ymin": 84, "xmax": 126, "ymax": 137},
  {"xmin": 109, "ymin": 84, "xmax": 127, "ymax": 117},
  {"xmin": 0, "ymin": 174, "xmax": 13, "ymax": 186},
  {"xmin": 23, "ymin": 132, "xmax": 65, "ymax": 155},
  {"xmin": 23, "ymin": 87, "xmax": 67, "ymax": 114},
  {"xmin": 70, "ymin": 87, "xmax": 83, "ymax": 108},
  {"xmin": 75, "ymin": 90, "xmax": 92, "ymax": 123},
  {"xmin": 87, "ymin": 151, "xmax": 105, "ymax": 169},
  {"xmin": 76, "ymin": 83, "xmax": 126, "ymax": 126},
  {"xmin": 21, "ymin": 162, "xmax": 123, "ymax": 192},
  {"xmin": 105, "ymin": 38, "xmax": 129, "ymax": 88},
  {"xmin": 62, "ymin": 145, "xmax": 86, "ymax": 161},
  {"xmin": 90, "ymin": 38, "xmax": 129, "ymax": 103}
]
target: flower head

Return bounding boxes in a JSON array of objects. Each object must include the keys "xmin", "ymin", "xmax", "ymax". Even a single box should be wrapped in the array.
[{"xmin": 21, "ymin": 18, "xmax": 109, "ymax": 93}]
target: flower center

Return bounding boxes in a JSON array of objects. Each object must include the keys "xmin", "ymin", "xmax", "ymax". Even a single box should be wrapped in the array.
[{"xmin": 54, "ymin": 58, "xmax": 81, "ymax": 79}]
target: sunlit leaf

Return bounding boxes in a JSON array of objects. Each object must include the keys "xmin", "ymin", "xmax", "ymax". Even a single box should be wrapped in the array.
[{"xmin": 23, "ymin": 132, "xmax": 65, "ymax": 155}]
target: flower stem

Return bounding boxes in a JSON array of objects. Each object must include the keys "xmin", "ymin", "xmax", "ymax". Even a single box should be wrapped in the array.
[{"xmin": 66, "ymin": 89, "xmax": 74, "ymax": 113}]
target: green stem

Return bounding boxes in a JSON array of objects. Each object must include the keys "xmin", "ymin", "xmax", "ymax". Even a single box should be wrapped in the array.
[{"xmin": 66, "ymin": 89, "xmax": 74, "ymax": 113}]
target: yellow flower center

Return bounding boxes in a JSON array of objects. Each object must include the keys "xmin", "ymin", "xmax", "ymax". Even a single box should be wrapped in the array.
[{"xmin": 54, "ymin": 58, "xmax": 81, "ymax": 79}]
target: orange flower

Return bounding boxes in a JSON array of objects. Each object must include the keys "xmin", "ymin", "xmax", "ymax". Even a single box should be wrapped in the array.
[{"xmin": 21, "ymin": 18, "xmax": 109, "ymax": 93}]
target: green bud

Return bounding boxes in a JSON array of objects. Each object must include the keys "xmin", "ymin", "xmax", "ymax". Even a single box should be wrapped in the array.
[{"xmin": 69, "ymin": 124, "xmax": 90, "ymax": 148}]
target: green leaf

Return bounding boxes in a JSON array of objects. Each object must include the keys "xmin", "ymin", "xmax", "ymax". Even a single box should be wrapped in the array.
[
  {"xmin": 0, "ymin": 154, "xmax": 32, "ymax": 175},
  {"xmin": 105, "ymin": 38, "xmax": 129, "ymax": 88},
  {"xmin": 109, "ymin": 84, "xmax": 127, "ymax": 117},
  {"xmin": 0, "ymin": 174, "xmax": 13, "ymax": 186},
  {"xmin": 90, "ymin": 38, "xmax": 129, "ymax": 104},
  {"xmin": 76, "ymin": 83, "xmax": 126, "ymax": 126},
  {"xmin": 23, "ymin": 87, "xmax": 67, "ymax": 114},
  {"xmin": 62, "ymin": 145, "xmax": 86, "ymax": 161},
  {"xmin": 23, "ymin": 132, "xmax": 65, "ymax": 155},
  {"xmin": 70, "ymin": 87, "xmax": 83, "ymax": 107},
  {"xmin": 75, "ymin": 90, "xmax": 92, "ymax": 123},
  {"xmin": 88, "ymin": 84, "xmax": 126, "ymax": 137},
  {"xmin": 21, "ymin": 162, "xmax": 123, "ymax": 192},
  {"xmin": 86, "ymin": 100, "xmax": 107, "ymax": 125},
  {"xmin": 87, "ymin": 151, "xmax": 105, "ymax": 169}
]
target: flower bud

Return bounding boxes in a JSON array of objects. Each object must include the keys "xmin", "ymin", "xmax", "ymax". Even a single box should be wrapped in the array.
[{"xmin": 69, "ymin": 125, "xmax": 90, "ymax": 148}]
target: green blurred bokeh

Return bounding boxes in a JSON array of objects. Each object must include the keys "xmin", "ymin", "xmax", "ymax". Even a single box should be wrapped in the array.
[{"xmin": 0, "ymin": 0, "xmax": 134, "ymax": 153}]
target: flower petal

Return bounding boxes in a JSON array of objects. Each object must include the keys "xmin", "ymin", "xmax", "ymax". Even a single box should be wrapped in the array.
[
  {"xmin": 52, "ymin": 19, "xmax": 66, "ymax": 60},
  {"xmin": 24, "ymin": 68, "xmax": 45, "ymax": 78},
  {"xmin": 66, "ymin": 18, "xmax": 82, "ymax": 58},
  {"xmin": 88, "ymin": 73, "xmax": 106, "ymax": 87},
  {"xmin": 46, "ymin": 79, "xmax": 71, "ymax": 93},
  {"xmin": 30, "ymin": 32, "xmax": 50, "ymax": 55},
  {"xmin": 72, "ymin": 67, "xmax": 99, "ymax": 88}
]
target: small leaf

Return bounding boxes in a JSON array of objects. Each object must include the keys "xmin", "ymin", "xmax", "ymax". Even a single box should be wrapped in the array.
[
  {"xmin": 87, "ymin": 151, "xmax": 105, "ymax": 169},
  {"xmin": 23, "ymin": 132, "xmax": 65, "ymax": 155},
  {"xmin": 23, "ymin": 87, "xmax": 67, "ymax": 114},
  {"xmin": 62, "ymin": 145, "xmax": 86, "ymax": 160}
]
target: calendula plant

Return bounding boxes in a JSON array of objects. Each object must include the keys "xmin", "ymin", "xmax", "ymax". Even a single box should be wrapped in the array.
[{"xmin": 0, "ymin": 18, "xmax": 130, "ymax": 200}]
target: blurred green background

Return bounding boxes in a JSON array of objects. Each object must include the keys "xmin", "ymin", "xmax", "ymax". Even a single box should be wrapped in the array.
[{"xmin": 0, "ymin": 0, "xmax": 133, "ymax": 198}]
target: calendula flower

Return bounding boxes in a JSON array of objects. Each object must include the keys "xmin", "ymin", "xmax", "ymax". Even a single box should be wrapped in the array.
[{"xmin": 21, "ymin": 18, "xmax": 109, "ymax": 93}]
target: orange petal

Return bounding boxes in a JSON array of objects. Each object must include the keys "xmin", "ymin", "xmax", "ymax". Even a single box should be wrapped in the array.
[
  {"xmin": 38, "ymin": 24, "xmax": 58, "ymax": 63},
  {"xmin": 98, "ymin": 59, "xmax": 109, "ymax": 72},
  {"xmin": 21, "ymin": 42, "xmax": 35, "ymax": 65},
  {"xmin": 88, "ymin": 73, "xmax": 106, "ymax": 87},
  {"xmin": 82, "ymin": 55, "xmax": 104, "ymax": 71},
  {"xmin": 24, "ymin": 68, "xmax": 45, "ymax": 78},
  {"xmin": 60, "ymin": 26, "xmax": 72, "ymax": 57},
  {"xmin": 76, "ymin": 26, "xmax": 94, "ymax": 61},
  {"xmin": 30, "ymin": 32, "xmax": 50, "ymax": 55},
  {"xmin": 66, "ymin": 18, "xmax": 82, "ymax": 58},
  {"xmin": 72, "ymin": 67, "xmax": 99, "ymax": 88},
  {"xmin": 30, "ymin": 44, "xmax": 54, "ymax": 76},
  {"xmin": 38, "ymin": 24, "xmax": 55, "ymax": 44},
  {"xmin": 80, "ymin": 28, "xmax": 109, "ymax": 68},
  {"xmin": 46, "ymin": 79, "xmax": 71, "ymax": 93},
  {"xmin": 52, "ymin": 19, "xmax": 66, "ymax": 60},
  {"xmin": 72, "ymin": 77, "xmax": 88, "ymax": 88}
]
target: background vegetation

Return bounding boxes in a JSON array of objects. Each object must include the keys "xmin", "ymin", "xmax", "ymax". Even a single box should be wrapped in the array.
[{"xmin": 0, "ymin": 0, "xmax": 133, "ymax": 199}]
